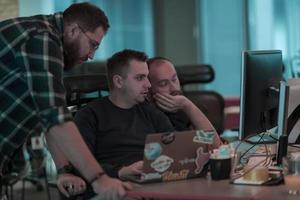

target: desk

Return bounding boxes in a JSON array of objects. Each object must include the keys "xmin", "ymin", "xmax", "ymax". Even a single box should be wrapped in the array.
[{"xmin": 126, "ymin": 177, "xmax": 298, "ymax": 200}]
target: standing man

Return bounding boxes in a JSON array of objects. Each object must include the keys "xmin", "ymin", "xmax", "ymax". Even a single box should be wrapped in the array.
[
  {"xmin": 0, "ymin": 3, "xmax": 130, "ymax": 199},
  {"xmin": 147, "ymin": 57, "xmax": 222, "ymax": 148}
]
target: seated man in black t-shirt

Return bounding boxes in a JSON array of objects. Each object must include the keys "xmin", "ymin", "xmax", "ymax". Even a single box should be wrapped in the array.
[
  {"xmin": 147, "ymin": 57, "xmax": 222, "ymax": 148},
  {"xmin": 56, "ymin": 49, "xmax": 175, "ymax": 199}
]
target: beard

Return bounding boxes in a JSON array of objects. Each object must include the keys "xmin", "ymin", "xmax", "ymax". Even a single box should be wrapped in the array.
[{"xmin": 63, "ymin": 40, "xmax": 80, "ymax": 71}]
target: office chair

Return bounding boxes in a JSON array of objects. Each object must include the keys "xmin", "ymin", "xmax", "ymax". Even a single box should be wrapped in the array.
[
  {"xmin": 183, "ymin": 90, "xmax": 225, "ymax": 134},
  {"xmin": 176, "ymin": 64, "xmax": 215, "ymax": 84},
  {"xmin": 64, "ymin": 62, "xmax": 107, "ymax": 76},
  {"xmin": 63, "ymin": 60, "xmax": 108, "ymax": 112},
  {"xmin": 176, "ymin": 64, "xmax": 225, "ymax": 135},
  {"xmin": 64, "ymin": 74, "xmax": 109, "ymax": 112}
]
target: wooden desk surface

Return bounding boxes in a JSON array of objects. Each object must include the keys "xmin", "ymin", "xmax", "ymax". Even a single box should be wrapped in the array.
[{"xmin": 126, "ymin": 177, "xmax": 299, "ymax": 200}]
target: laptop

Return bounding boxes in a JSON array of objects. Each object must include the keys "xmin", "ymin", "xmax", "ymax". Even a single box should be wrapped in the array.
[{"xmin": 123, "ymin": 130, "xmax": 215, "ymax": 183}]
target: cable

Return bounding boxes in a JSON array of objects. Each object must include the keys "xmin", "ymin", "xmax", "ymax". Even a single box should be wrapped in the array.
[
  {"xmin": 231, "ymin": 131, "xmax": 275, "ymax": 180},
  {"xmin": 268, "ymin": 134, "xmax": 278, "ymax": 142},
  {"xmin": 230, "ymin": 156, "xmax": 269, "ymax": 181},
  {"xmin": 238, "ymin": 132, "xmax": 266, "ymax": 164}
]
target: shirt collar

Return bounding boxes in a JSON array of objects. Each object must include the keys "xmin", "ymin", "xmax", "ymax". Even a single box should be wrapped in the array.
[{"xmin": 53, "ymin": 12, "xmax": 64, "ymax": 41}]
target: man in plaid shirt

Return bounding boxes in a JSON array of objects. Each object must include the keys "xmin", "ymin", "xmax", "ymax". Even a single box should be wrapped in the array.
[{"xmin": 0, "ymin": 2, "xmax": 131, "ymax": 199}]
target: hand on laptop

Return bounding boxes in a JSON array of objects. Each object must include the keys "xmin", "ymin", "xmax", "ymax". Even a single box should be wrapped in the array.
[
  {"xmin": 153, "ymin": 93, "xmax": 190, "ymax": 113},
  {"xmin": 118, "ymin": 160, "xmax": 144, "ymax": 179}
]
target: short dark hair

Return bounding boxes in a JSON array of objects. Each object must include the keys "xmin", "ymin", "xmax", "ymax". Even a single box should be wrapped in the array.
[
  {"xmin": 63, "ymin": 2, "xmax": 110, "ymax": 33},
  {"xmin": 106, "ymin": 49, "xmax": 148, "ymax": 90},
  {"xmin": 147, "ymin": 56, "xmax": 172, "ymax": 70}
]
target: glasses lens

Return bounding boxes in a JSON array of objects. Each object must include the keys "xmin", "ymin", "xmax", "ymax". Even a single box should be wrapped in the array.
[{"xmin": 79, "ymin": 25, "xmax": 99, "ymax": 51}]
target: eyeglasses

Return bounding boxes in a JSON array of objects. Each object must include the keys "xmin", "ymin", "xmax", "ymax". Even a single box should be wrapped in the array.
[{"xmin": 78, "ymin": 25, "xmax": 100, "ymax": 51}]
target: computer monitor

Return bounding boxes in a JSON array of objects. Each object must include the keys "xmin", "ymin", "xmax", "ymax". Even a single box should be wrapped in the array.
[
  {"xmin": 277, "ymin": 79, "xmax": 300, "ymax": 143},
  {"xmin": 239, "ymin": 50, "xmax": 283, "ymax": 141},
  {"xmin": 276, "ymin": 79, "xmax": 300, "ymax": 164}
]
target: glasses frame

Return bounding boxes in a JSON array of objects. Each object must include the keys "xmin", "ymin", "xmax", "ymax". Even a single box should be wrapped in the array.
[{"xmin": 77, "ymin": 25, "xmax": 100, "ymax": 52}]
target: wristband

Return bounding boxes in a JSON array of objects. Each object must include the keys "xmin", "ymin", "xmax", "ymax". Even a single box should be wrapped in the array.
[
  {"xmin": 57, "ymin": 165, "xmax": 73, "ymax": 174},
  {"xmin": 89, "ymin": 171, "xmax": 106, "ymax": 185}
]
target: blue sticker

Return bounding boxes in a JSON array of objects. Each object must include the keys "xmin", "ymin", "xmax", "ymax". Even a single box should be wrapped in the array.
[{"xmin": 144, "ymin": 142, "xmax": 162, "ymax": 160}]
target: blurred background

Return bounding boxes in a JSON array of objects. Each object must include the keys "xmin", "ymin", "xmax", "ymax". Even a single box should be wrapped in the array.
[
  {"xmin": 2, "ymin": 0, "xmax": 300, "ymax": 97},
  {"xmin": 1, "ymin": 0, "xmax": 300, "ymax": 199}
]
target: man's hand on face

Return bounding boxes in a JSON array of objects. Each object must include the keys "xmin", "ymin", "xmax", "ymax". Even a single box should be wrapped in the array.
[
  {"xmin": 153, "ymin": 93, "xmax": 190, "ymax": 113},
  {"xmin": 91, "ymin": 174, "xmax": 132, "ymax": 200},
  {"xmin": 118, "ymin": 161, "xmax": 144, "ymax": 179}
]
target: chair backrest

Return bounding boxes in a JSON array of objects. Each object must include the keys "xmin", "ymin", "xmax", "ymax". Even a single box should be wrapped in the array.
[
  {"xmin": 176, "ymin": 64, "xmax": 225, "ymax": 134},
  {"xmin": 64, "ymin": 61, "xmax": 107, "ymax": 75},
  {"xmin": 64, "ymin": 74, "xmax": 108, "ymax": 111},
  {"xmin": 176, "ymin": 64, "xmax": 215, "ymax": 85},
  {"xmin": 183, "ymin": 90, "xmax": 225, "ymax": 134}
]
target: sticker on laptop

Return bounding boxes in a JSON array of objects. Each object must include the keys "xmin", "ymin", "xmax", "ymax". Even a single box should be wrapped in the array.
[
  {"xmin": 162, "ymin": 169, "xmax": 190, "ymax": 181},
  {"xmin": 141, "ymin": 172, "xmax": 162, "ymax": 180},
  {"xmin": 151, "ymin": 155, "xmax": 174, "ymax": 172},
  {"xmin": 161, "ymin": 132, "xmax": 175, "ymax": 144},
  {"xmin": 194, "ymin": 147, "xmax": 210, "ymax": 174},
  {"xmin": 179, "ymin": 158, "xmax": 196, "ymax": 166},
  {"xmin": 193, "ymin": 130, "xmax": 215, "ymax": 144},
  {"xmin": 144, "ymin": 142, "xmax": 162, "ymax": 160}
]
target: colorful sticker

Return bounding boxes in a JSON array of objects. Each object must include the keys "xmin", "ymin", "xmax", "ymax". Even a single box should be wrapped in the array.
[
  {"xmin": 144, "ymin": 142, "xmax": 162, "ymax": 160},
  {"xmin": 194, "ymin": 147, "xmax": 210, "ymax": 174},
  {"xmin": 151, "ymin": 155, "xmax": 174, "ymax": 172},
  {"xmin": 179, "ymin": 158, "xmax": 196, "ymax": 166},
  {"xmin": 141, "ymin": 172, "xmax": 162, "ymax": 180},
  {"xmin": 161, "ymin": 132, "xmax": 175, "ymax": 144},
  {"xmin": 193, "ymin": 130, "xmax": 215, "ymax": 144},
  {"xmin": 162, "ymin": 169, "xmax": 190, "ymax": 181}
]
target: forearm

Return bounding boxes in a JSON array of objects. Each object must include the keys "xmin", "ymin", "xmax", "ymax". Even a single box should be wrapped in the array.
[
  {"xmin": 46, "ymin": 121, "xmax": 104, "ymax": 182},
  {"xmin": 46, "ymin": 135, "xmax": 71, "ymax": 169},
  {"xmin": 183, "ymin": 99, "xmax": 215, "ymax": 131},
  {"xmin": 183, "ymin": 99, "xmax": 223, "ymax": 148}
]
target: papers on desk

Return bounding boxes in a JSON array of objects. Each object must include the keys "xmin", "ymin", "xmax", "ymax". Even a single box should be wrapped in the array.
[
  {"xmin": 232, "ymin": 170, "xmax": 283, "ymax": 186},
  {"xmin": 233, "ymin": 176, "xmax": 269, "ymax": 185}
]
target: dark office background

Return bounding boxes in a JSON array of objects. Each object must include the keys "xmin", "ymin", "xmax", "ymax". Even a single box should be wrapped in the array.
[{"xmin": 10, "ymin": 0, "xmax": 300, "ymax": 96}]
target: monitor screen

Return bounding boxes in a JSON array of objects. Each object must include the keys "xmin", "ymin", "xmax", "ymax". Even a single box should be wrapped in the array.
[{"xmin": 239, "ymin": 50, "xmax": 283, "ymax": 141}]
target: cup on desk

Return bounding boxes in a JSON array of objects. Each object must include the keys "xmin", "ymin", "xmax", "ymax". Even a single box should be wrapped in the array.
[
  {"xmin": 210, "ymin": 157, "xmax": 231, "ymax": 180},
  {"xmin": 210, "ymin": 145, "xmax": 232, "ymax": 180}
]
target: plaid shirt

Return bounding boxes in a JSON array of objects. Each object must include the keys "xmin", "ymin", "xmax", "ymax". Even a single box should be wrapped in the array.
[{"xmin": 0, "ymin": 13, "xmax": 73, "ymax": 172}]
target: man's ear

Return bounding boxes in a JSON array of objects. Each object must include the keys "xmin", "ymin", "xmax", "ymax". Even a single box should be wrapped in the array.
[
  {"xmin": 112, "ymin": 75, "xmax": 124, "ymax": 89},
  {"xmin": 64, "ymin": 23, "xmax": 80, "ymax": 39}
]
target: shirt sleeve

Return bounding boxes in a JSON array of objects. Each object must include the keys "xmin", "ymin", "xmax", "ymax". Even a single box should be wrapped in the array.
[{"xmin": 17, "ymin": 32, "xmax": 72, "ymax": 130}]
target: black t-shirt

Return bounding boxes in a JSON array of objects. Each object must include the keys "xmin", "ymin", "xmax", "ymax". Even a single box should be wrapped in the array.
[{"xmin": 74, "ymin": 96, "xmax": 174, "ymax": 178}]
